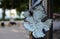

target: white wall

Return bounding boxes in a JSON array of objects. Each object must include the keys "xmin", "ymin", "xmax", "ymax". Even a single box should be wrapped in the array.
[
  {"xmin": 20, "ymin": 11, "xmax": 25, "ymax": 19},
  {"xmin": 5, "ymin": 9, "xmax": 19, "ymax": 19},
  {"xmin": 0, "ymin": 8, "xmax": 3, "ymax": 19}
]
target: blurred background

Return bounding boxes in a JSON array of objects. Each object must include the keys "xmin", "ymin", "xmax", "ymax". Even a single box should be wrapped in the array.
[
  {"xmin": 0, "ymin": 0, "xmax": 29, "ymax": 39},
  {"xmin": 0, "ymin": 0, "xmax": 60, "ymax": 39},
  {"xmin": 53, "ymin": 0, "xmax": 60, "ymax": 39},
  {"xmin": 0, "ymin": 0, "xmax": 29, "ymax": 21}
]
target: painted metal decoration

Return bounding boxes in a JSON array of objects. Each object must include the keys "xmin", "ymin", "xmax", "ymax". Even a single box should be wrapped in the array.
[{"xmin": 23, "ymin": 0, "xmax": 52, "ymax": 38}]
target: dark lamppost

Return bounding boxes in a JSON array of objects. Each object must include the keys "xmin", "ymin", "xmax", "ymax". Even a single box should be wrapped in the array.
[{"xmin": 47, "ymin": 0, "xmax": 53, "ymax": 39}]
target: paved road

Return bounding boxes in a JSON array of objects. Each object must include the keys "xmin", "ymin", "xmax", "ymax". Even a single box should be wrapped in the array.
[
  {"xmin": 53, "ymin": 20, "xmax": 60, "ymax": 39},
  {"xmin": 53, "ymin": 20, "xmax": 60, "ymax": 30},
  {"xmin": 0, "ymin": 25, "xmax": 29, "ymax": 39},
  {"xmin": 53, "ymin": 31, "xmax": 60, "ymax": 39}
]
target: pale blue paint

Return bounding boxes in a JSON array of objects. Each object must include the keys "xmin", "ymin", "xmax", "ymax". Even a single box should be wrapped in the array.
[{"xmin": 23, "ymin": 0, "xmax": 52, "ymax": 38}]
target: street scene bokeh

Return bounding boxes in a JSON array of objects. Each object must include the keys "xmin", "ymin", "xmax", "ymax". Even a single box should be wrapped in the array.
[{"xmin": 0, "ymin": 0, "xmax": 60, "ymax": 39}]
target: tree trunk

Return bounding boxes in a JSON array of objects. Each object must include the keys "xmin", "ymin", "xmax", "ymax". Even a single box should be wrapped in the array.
[{"xmin": 2, "ymin": 7, "xmax": 5, "ymax": 21}]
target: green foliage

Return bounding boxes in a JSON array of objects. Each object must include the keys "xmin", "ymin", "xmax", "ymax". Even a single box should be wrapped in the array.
[
  {"xmin": 0, "ymin": 19, "xmax": 3, "ymax": 21},
  {"xmin": 53, "ymin": 7, "xmax": 60, "ymax": 13},
  {"xmin": 0, "ymin": 18, "xmax": 24, "ymax": 21},
  {"xmin": 14, "ymin": 18, "xmax": 24, "ymax": 21},
  {"xmin": 1, "ymin": 0, "xmax": 29, "ymax": 21},
  {"xmin": 1, "ymin": 0, "xmax": 29, "ymax": 11},
  {"xmin": 17, "ymin": 4, "xmax": 28, "ymax": 12},
  {"xmin": 0, "ymin": 19, "xmax": 10, "ymax": 21},
  {"xmin": 53, "ymin": 0, "xmax": 60, "ymax": 13}
]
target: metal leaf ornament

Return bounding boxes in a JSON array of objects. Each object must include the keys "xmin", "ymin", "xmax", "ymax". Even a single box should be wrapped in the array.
[{"xmin": 23, "ymin": 0, "xmax": 52, "ymax": 38}]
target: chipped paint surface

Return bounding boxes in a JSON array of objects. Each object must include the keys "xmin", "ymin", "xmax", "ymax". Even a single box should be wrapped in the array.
[{"xmin": 24, "ymin": 0, "xmax": 52, "ymax": 38}]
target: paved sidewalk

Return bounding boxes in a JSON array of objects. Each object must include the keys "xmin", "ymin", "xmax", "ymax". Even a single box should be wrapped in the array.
[
  {"xmin": 53, "ymin": 31, "xmax": 60, "ymax": 39},
  {"xmin": 0, "ymin": 25, "xmax": 29, "ymax": 39}
]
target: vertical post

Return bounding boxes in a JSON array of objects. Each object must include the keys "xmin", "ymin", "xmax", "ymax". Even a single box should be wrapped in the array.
[
  {"xmin": 48, "ymin": 0, "xmax": 53, "ymax": 19},
  {"xmin": 29, "ymin": 0, "xmax": 32, "ymax": 39},
  {"xmin": 49, "ymin": 0, "xmax": 53, "ymax": 39},
  {"xmin": 47, "ymin": 0, "xmax": 53, "ymax": 18},
  {"xmin": 47, "ymin": 0, "xmax": 53, "ymax": 39},
  {"xmin": 29, "ymin": 0, "xmax": 32, "ymax": 9},
  {"xmin": 2, "ymin": 3, "xmax": 6, "ymax": 21}
]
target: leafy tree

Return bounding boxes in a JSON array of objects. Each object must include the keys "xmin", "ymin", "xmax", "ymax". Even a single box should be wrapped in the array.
[
  {"xmin": 1, "ymin": 0, "xmax": 29, "ymax": 20},
  {"xmin": 53, "ymin": 0, "xmax": 60, "ymax": 13}
]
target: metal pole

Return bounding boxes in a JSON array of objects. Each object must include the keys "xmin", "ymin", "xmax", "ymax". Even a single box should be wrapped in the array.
[
  {"xmin": 29, "ymin": 0, "xmax": 32, "ymax": 39},
  {"xmin": 49, "ymin": 0, "xmax": 53, "ymax": 39},
  {"xmin": 29, "ymin": 0, "xmax": 32, "ymax": 9}
]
